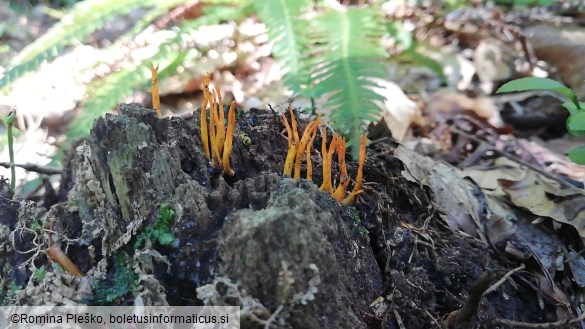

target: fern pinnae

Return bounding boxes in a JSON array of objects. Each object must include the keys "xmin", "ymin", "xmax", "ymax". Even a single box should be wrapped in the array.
[
  {"xmin": 253, "ymin": 0, "xmax": 311, "ymax": 93},
  {"xmin": 307, "ymin": 7, "xmax": 387, "ymax": 156},
  {"xmin": 67, "ymin": 2, "xmax": 250, "ymax": 140},
  {"xmin": 0, "ymin": 0, "xmax": 171, "ymax": 92}
]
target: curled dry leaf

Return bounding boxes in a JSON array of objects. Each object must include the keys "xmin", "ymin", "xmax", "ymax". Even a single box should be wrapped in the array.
[{"xmin": 499, "ymin": 171, "xmax": 585, "ymax": 237}]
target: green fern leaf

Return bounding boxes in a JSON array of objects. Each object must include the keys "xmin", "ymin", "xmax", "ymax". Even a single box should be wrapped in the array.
[
  {"xmin": 252, "ymin": 0, "xmax": 311, "ymax": 93},
  {"xmin": 67, "ymin": 2, "xmax": 251, "ymax": 140},
  {"xmin": 0, "ymin": 0, "xmax": 169, "ymax": 91},
  {"xmin": 307, "ymin": 8, "xmax": 387, "ymax": 156}
]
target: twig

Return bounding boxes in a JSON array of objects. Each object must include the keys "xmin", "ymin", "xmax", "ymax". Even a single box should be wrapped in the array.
[
  {"xmin": 7, "ymin": 110, "xmax": 16, "ymax": 194},
  {"xmin": 393, "ymin": 309, "xmax": 406, "ymax": 329},
  {"xmin": 444, "ymin": 271, "xmax": 495, "ymax": 328},
  {"xmin": 0, "ymin": 162, "xmax": 62, "ymax": 175},
  {"xmin": 450, "ymin": 126, "xmax": 580, "ymax": 190},
  {"xmin": 494, "ymin": 311, "xmax": 585, "ymax": 328},
  {"xmin": 264, "ymin": 305, "xmax": 283, "ymax": 329},
  {"xmin": 482, "ymin": 263, "xmax": 525, "ymax": 297}
]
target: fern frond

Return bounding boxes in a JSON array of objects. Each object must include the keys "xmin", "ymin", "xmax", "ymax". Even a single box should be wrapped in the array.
[
  {"xmin": 67, "ymin": 2, "xmax": 251, "ymax": 140},
  {"xmin": 0, "ymin": 0, "xmax": 175, "ymax": 91},
  {"xmin": 307, "ymin": 7, "xmax": 387, "ymax": 156},
  {"xmin": 252, "ymin": 0, "xmax": 311, "ymax": 93}
]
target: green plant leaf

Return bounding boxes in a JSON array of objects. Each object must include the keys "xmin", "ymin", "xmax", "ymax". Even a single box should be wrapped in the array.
[
  {"xmin": 496, "ymin": 77, "xmax": 575, "ymax": 100},
  {"xmin": 569, "ymin": 146, "xmax": 585, "ymax": 165},
  {"xmin": 305, "ymin": 7, "xmax": 387, "ymax": 156},
  {"xmin": 65, "ymin": 3, "xmax": 249, "ymax": 142},
  {"xmin": 562, "ymin": 102, "xmax": 580, "ymax": 116},
  {"xmin": 0, "ymin": 0, "xmax": 167, "ymax": 91},
  {"xmin": 252, "ymin": 0, "xmax": 310, "ymax": 93},
  {"xmin": 567, "ymin": 112, "xmax": 585, "ymax": 136}
]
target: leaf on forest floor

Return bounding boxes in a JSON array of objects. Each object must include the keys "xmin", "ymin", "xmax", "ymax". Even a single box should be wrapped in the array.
[
  {"xmin": 396, "ymin": 146, "xmax": 566, "ymax": 280},
  {"xmin": 396, "ymin": 145, "xmax": 487, "ymax": 239},
  {"xmin": 370, "ymin": 78, "xmax": 421, "ymax": 141},
  {"xmin": 460, "ymin": 157, "xmax": 525, "ymax": 195},
  {"xmin": 426, "ymin": 92, "xmax": 503, "ymax": 127},
  {"xmin": 499, "ymin": 171, "xmax": 585, "ymax": 237}
]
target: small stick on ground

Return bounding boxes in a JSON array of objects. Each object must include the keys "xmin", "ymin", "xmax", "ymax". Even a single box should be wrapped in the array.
[
  {"xmin": 482, "ymin": 263, "xmax": 525, "ymax": 297},
  {"xmin": 495, "ymin": 311, "xmax": 585, "ymax": 328},
  {"xmin": 444, "ymin": 270, "xmax": 495, "ymax": 328},
  {"xmin": 0, "ymin": 162, "xmax": 62, "ymax": 175}
]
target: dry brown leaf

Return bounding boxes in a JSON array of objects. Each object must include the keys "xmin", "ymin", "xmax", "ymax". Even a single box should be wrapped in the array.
[
  {"xmin": 499, "ymin": 171, "xmax": 585, "ymax": 237},
  {"xmin": 427, "ymin": 92, "xmax": 503, "ymax": 127},
  {"xmin": 461, "ymin": 157, "xmax": 526, "ymax": 195},
  {"xmin": 369, "ymin": 78, "xmax": 421, "ymax": 141},
  {"xmin": 396, "ymin": 145, "xmax": 486, "ymax": 239},
  {"xmin": 396, "ymin": 146, "xmax": 565, "ymax": 278}
]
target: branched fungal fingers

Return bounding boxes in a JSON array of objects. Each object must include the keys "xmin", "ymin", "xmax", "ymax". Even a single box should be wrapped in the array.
[
  {"xmin": 282, "ymin": 112, "xmax": 297, "ymax": 176},
  {"xmin": 200, "ymin": 87, "xmax": 210, "ymax": 159},
  {"xmin": 150, "ymin": 63, "xmax": 161, "ymax": 117},
  {"xmin": 209, "ymin": 89, "xmax": 223, "ymax": 168},
  {"xmin": 198, "ymin": 74, "xmax": 240, "ymax": 176},
  {"xmin": 294, "ymin": 120, "xmax": 319, "ymax": 179},
  {"xmin": 222, "ymin": 101, "xmax": 236, "ymax": 176},
  {"xmin": 320, "ymin": 128, "xmax": 336, "ymax": 194},
  {"xmin": 333, "ymin": 137, "xmax": 349, "ymax": 201},
  {"xmin": 215, "ymin": 85, "xmax": 225, "ymax": 153},
  {"xmin": 288, "ymin": 105, "xmax": 299, "ymax": 146},
  {"xmin": 306, "ymin": 118, "xmax": 320, "ymax": 181},
  {"xmin": 343, "ymin": 134, "xmax": 367, "ymax": 205}
]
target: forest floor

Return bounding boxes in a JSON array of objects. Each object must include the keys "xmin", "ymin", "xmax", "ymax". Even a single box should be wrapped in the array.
[{"xmin": 0, "ymin": 1, "xmax": 584, "ymax": 329}]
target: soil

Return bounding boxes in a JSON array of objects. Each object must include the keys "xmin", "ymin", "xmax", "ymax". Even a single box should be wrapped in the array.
[{"xmin": 0, "ymin": 104, "xmax": 573, "ymax": 328}]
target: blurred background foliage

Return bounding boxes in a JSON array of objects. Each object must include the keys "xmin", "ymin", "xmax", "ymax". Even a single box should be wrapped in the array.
[{"xmin": 0, "ymin": 0, "xmax": 445, "ymax": 157}]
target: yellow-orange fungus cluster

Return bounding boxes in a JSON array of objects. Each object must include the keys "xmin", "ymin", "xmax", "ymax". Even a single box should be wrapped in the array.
[
  {"xmin": 150, "ymin": 63, "xmax": 161, "ymax": 118},
  {"xmin": 281, "ymin": 106, "xmax": 367, "ymax": 204},
  {"xmin": 281, "ymin": 105, "xmax": 321, "ymax": 180},
  {"xmin": 200, "ymin": 73, "xmax": 236, "ymax": 176}
]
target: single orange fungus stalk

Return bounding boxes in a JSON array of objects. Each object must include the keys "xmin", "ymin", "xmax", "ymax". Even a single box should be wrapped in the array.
[
  {"xmin": 222, "ymin": 101, "xmax": 236, "ymax": 176},
  {"xmin": 215, "ymin": 85, "xmax": 225, "ymax": 154},
  {"xmin": 343, "ymin": 134, "xmax": 367, "ymax": 205},
  {"xmin": 46, "ymin": 245, "xmax": 83, "ymax": 277},
  {"xmin": 45, "ymin": 221, "xmax": 83, "ymax": 277},
  {"xmin": 209, "ymin": 89, "xmax": 222, "ymax": 168},
  {"xmin": 333, "ymin": 137, "xmax": 350, "ymax": 201},
  {"xmin": 319, "ymin": 129, "xmax": 338, "ymax": 194},
  {"xmin": 282, "ymin": 111, "xmax": 297, "ymax": 176},
  {"xmin": 305, "ymin": 121, "xmax": 319, "ymax": 181},
  {"xmin": 200, "ymin": 75, "xmax": 211, "ymax": 159},
  {"xmin": 150, "ymin": 63, "xmax": 161, "ymax": 117}
]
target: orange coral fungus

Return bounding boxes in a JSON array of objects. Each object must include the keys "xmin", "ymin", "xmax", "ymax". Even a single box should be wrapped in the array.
[
  {"xmin": 222, "ymin": 101, "xmax": 236, "ymax": 176},
  {"xmin": 305, "ymin": 121, "xmax": 319, "ymax": 181},
  {"xmin": 45, "ymin": 221, "xmax": 83, "ymax": 277},
  {"xmin": 282, "ymin": 105, "xmax": 299, "ymax": 176},
  {"xmin": 150, "ymin": 63, "xmax": 161, "ymax": 117},
  {"xmin": 343, "ymin": 134, "xmax": 367, "ymax": 205},
  {"xmin": 294, "ymin": 115, "xmax": 321, "ymax": 179},
  {"xmin": 46, "ymin": 245, "xmax": 83, "ymax": 277},
  {"xmin": 198, "ymin": 74, "xmax": 237, "ymax": 176},
  {"xmin": 281, "ymin": 106, "xmax": 321, "ymax": 178},
  {"xmin": 209, "ymin": 88, "xmax": 222, "ymax": 168},
  {"xmin": 332, "ymin": 136, "xmax": 350, "ymax": 201},
  {"xmin": 200, "ymin": 75, "xmax": 211, "ymax": 159},
  {"xmin": 280, "ymin": 109, "xmax": 367, "ymax": 204},
  {"xmin": 319, "ymin": 129, "xmax": 338, "ymax": 194}
]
